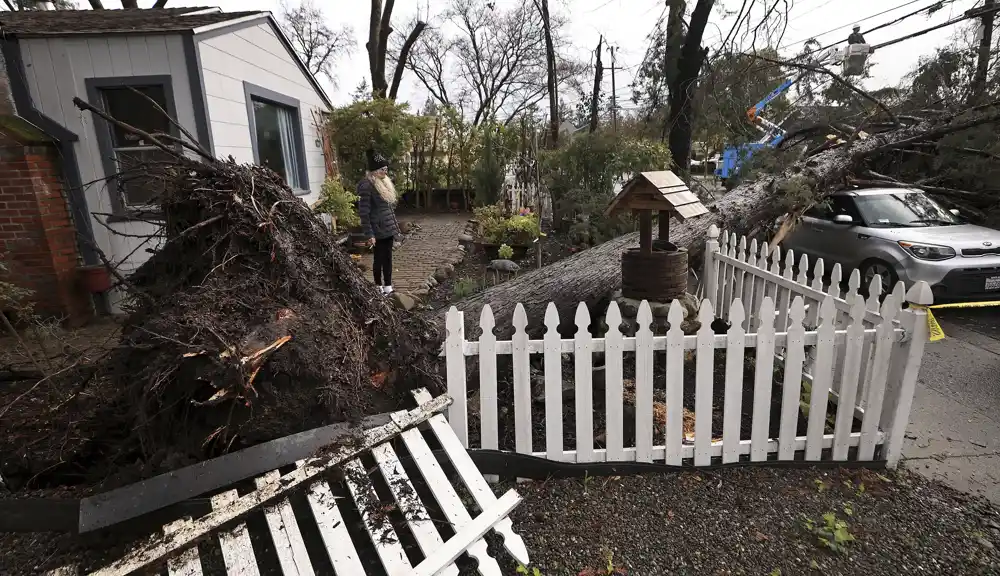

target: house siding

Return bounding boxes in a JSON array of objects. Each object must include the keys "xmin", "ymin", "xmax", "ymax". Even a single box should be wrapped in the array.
[
  {"xmin": 18, "ymin": 34, "xmax": 198, "ymax": 308},
  {"xmin": 196, "ymin": 20, "xmax": 327, "ymax": 205}
]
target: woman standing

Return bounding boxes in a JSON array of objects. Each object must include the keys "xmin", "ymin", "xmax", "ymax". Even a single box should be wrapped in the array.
[{"xmin": 358, "ymin": 149, "xmax": 401, "ymax": 295}]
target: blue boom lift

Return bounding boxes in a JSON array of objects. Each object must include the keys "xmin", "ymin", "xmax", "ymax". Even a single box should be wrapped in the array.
[{"xmin": 715, "ymin": 42, "xmax": 871, "ymax": 181}]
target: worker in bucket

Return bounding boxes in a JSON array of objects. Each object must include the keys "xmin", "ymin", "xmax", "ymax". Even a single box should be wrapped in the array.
[
  {"xmin": 358, "ymin": 148, "xmax": 401, "ymax": 296},
  {"xmin": 848, "ymin": 25, "xmax": 866, "ymax": 45}
]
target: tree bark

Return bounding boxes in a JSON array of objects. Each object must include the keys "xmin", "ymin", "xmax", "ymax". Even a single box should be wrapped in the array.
[
  {"xmin": 121, "ymin": 0, "xmax": 137, "ymax": 7},
  {"xmin": 665, "ymin": 0, "xmax": 714, "ymax": 174},
  {"xmin": 427, "ymin": 110, "xmax": 1000, "ymax": 338},
  {"xmin": 88, "ymin": 0, "xmax": 104, "ymax": 7}
]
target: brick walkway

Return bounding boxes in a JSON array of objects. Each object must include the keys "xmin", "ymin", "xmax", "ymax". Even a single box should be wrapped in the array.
[{"xmin": 360, "ymin": 213, "xmax": 470, "ymax": 292}]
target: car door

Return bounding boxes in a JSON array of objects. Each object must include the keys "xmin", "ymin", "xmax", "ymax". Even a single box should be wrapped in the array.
[
  {"xmin": 784, "ymin": 204, "xmax": 830, "ymax": 263},
  {"xmin": 807, "ymin": 196, "xmax": 869, "ymax": 272}
]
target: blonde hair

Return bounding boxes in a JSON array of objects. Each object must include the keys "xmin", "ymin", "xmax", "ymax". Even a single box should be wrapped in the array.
[{"xmin": 367, "ymin": 171, "xmax": 397, "ymax": 206}]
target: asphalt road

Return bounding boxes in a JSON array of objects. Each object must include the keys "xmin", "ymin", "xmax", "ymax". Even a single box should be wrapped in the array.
[{"xmin": 902, "ymin": 306, "xmax": 1000, "ymax": 503}]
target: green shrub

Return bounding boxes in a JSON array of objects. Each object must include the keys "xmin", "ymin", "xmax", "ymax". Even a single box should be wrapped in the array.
[
  {"xmin": 497, "ymin": 244, "xmax": 514, "ymax": 260},
  {"xmin": 473, "ymin": 203, "xmax": 541, "ymax": 245},
  {"xmin": 313, "ymin": 179, "xmax": 360, "ymax": 231}
]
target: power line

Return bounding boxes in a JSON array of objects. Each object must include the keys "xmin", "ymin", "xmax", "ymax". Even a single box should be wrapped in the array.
[{"xmin": 778, "ymin": 0, "xmax": 945, "ymax": 51}]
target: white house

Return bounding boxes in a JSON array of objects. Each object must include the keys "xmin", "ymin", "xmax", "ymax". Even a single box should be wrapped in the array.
[{"xmin": 0, "ymin": 7, "xmax": 332, "ymax": 311}]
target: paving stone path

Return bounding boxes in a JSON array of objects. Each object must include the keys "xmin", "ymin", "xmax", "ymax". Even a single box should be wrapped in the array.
[{"xmin": 359, "ymin": 212, "xmax": 471, "ymax": 293}]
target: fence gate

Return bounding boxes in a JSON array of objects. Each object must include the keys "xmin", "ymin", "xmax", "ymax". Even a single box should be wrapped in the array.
[{"xmin": 55, "ymin": 391, "xmax": 529, "ymax": 576}]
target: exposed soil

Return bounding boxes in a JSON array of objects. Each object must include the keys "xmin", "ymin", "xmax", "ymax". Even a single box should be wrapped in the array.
[{"xmin": 511, "ymin": 467, "xmax": 1000, "ymax": 575}]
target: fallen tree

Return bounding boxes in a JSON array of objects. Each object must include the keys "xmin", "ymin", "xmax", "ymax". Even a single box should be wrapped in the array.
[{"xmin": 429, "ymin": 104, "xmax": 1000, "ymax": 337}]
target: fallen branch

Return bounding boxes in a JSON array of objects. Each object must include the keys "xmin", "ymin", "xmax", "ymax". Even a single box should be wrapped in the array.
[{"xmin": 127, "ymin": 87, "xmax": 214, "ymax": 162}]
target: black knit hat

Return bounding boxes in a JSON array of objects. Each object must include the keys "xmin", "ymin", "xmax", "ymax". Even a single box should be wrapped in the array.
[{"xmin": 366, "ymin": 148, "xmax": 389, "ymax": 172}]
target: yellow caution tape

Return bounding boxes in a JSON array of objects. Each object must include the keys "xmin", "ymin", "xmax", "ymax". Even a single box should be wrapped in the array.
[{"xmin": 913, "ymin": 300, "xmax": 1000, "ymax": 342}]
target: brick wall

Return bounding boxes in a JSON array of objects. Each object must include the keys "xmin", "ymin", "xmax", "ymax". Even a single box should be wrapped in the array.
[{"xmin": 0, "ymin": 134, "xmax": 93, "ymax": 324}]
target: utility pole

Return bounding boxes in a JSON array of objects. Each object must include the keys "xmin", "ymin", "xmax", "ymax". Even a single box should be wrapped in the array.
[
  {"xmin": 608, "ymin": 44, "xmax": 618, "ymax": 133},
  {"xmin": 590, "ymin": 36, "xmax": 603, "ymax": 133},
  {"xmin": 971, "ymin": 0, "xmax": 996, "ymax": 102}
]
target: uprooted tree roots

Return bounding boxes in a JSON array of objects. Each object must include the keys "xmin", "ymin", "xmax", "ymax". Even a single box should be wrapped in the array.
[
  {"xmin": 107, "ymin": 160, "xmax": 443, "ymax": 460},
  {"xmin": 4, "ymin": 98, "xmax": 444, "ymax": 488}
]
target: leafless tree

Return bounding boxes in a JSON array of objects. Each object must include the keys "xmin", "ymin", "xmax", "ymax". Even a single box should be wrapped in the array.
[
  {"xmin": 278, "ymin": 0, "xmax": 354, "ymax": 85},
  {"xmin": 399, "ymin": 0, "xmax": 582, "ymax": 126}
]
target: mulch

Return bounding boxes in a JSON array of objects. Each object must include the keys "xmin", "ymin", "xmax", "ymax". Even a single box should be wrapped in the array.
[{"xmin": 510, "ymin": 466, "xmax": 1000, "ymax": 575}]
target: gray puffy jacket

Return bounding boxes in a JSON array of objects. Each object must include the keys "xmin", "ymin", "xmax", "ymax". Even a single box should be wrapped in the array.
[{"xmin": 357, "ymin": 177, "xmax": 400, "ymax": 240}]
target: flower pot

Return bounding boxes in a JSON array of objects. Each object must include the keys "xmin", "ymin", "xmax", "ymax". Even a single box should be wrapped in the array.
[{"xmin": 77, "ymin": 264, "xmax": 112, "ymax": 293}]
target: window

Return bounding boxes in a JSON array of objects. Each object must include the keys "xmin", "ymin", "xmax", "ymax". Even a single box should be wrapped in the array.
[
  {"xmin": 99, "ymin": 84, "xmax": 176, "ymax": 209},
  {"xmin": 805, "ymin": 196, "xmax": 862, "ymax": 222},
  {"xmin": 853, "ymin": 192, "xmax": 960, "ymax": 228},
  {"xmin": 244, "ymin": 83, "xmax": 308, "ymax": 193},
  {"xmin": 251, "ymin": 98, "xmax": 303, "ymax": 188}
]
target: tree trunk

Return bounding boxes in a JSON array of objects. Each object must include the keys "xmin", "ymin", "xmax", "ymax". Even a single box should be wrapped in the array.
[
  {"xmin": 665, "ymin": 0, "xmax": 714, "ymax": 174},
  {"xmin": 537, "ymin": 0, "xmax": 559, "ymax": 147},
  {"xmin": 88, "ymin": 0, "xmax": 104, "ymax": 8},
  {"xmin": 970, "ymin": 0, "xmax": 995, "ymax": 103},
  {"xmin": 425, "ymin": 111, "xmax": 1000, "ymax": 338},
  {"xmin": 589, "ymin": 36, "xmax": 603, "ymax": 133},
  {"xmin": 367, "ymin": 0, "xmax": 386, "ymax": 97},
  {"xmin": 388, "ymin": 21, "xmax": 427, "ymax": 101},
  {"xmin": 121, "ymin": 0, "xmax": 137, "ymax": 7}
]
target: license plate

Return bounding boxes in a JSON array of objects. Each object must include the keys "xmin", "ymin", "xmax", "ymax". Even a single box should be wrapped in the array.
[{"xmin": 987, "ymin": 276, "xmax": 1000, "ymax": 291}]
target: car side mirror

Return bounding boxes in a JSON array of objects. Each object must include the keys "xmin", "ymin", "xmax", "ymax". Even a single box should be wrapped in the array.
[
  {"xmin": 833, "ymin": 214, "xmax": 854, "ymax": 224},
  {"xmin": 949, "ymin": 208, "xmax": 960, "ymax": 216}
]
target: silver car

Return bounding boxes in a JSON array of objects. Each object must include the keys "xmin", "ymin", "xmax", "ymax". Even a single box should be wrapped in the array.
[{"xmin": 783, "ymin": 188, "xmax": 1000, "ymax": 301}]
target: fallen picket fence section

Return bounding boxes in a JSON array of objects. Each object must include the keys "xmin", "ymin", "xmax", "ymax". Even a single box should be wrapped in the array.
[
  {"xmin": 53, "ymin": 391, "xmax": 529, "ymax": 576},
  {"xmin": 444, "ymin": 240, "xmax": 930, "ymax": 469}
]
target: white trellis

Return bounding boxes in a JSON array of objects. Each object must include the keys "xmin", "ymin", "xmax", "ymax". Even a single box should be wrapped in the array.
[{"xmin": 442, "ymin": 226, "xmax": 931, "ymax": 469}]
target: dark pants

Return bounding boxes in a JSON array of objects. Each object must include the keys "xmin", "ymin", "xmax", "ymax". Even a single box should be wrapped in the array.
[{"xmin": 373, "ymin": 236, "xmax": 394, "ymax": 286}]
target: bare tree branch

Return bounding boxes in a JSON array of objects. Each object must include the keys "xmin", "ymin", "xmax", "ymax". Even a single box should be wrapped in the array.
[
  {"xmin": 152, "ymin": 0, "xmax": 169, "ymax": 7},
  {"xmin": 278, "ymin": 0, "xmax": 354, "ymax": 84},
  {"xmin": 121, "ymin": 0, "xmax": 137, "ymax": 7}
]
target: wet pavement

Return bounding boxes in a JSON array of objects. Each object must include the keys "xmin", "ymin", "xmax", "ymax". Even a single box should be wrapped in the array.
[{"xmin": 902, "ymin": 307, "xmax": 1000, "ymax": 503}]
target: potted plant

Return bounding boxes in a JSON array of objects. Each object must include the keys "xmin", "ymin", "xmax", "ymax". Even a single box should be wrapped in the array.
[
  {"xmin": 77, "ymin": 264, "xmax": 112, "ymax": 293},
  {"xmin": 472, "ymin": 204, "xmax": 541, "ymax": 259}
]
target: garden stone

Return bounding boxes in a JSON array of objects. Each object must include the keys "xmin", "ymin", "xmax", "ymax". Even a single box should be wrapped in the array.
[
  {"xmin": 458, "ymin": 233, "xmax": 474, "ymax": 243},
  {"xmin": 390, "ymin": 292, "xmax": 418, "ymax": 311},
  {"xmin": 434, "ymin": 263, "xmax": 455, "ymax": 282},
  {"xmin": 488, "ymin": 259, "xmax": 520, "ymax": 273},
  {"xmin": 427, "ymin": 276, "xmax": 438, "ymax": 287}
]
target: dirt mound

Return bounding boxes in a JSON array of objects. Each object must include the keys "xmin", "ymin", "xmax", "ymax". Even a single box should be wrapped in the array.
[{"xmin": 2, "ymin": 154, "xmax": 443, "ymax": 490}]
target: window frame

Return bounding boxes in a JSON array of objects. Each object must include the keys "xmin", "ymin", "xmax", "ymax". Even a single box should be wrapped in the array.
[
  {"xmin": 243, "ymin": 82, "xmax": 309, "ymax": 195},
  {"xmin": 86, "ymin": 75, "xmax": 180, "ymax": 219}
]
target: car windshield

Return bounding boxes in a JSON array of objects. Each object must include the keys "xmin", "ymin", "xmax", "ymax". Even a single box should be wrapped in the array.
[{"xmin": 853, "ymin": 192, "xmax": 960, "ymax": 227}]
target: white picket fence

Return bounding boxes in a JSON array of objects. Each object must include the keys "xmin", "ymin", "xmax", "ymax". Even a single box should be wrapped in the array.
[
  {"xmin": 443, "ymin": 227, "xmax": 931, "ymax": 469},
  {"xmin": 702, "ymin": 226, "xmax": 913, "ymax": 418}
]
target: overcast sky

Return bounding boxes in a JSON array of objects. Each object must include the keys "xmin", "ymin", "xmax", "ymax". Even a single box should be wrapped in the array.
[{"xmin": 162, "ymin": 0, "xmax": 982, "ymax": 108}]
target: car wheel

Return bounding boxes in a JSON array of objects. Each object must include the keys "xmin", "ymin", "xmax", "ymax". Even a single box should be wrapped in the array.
[{"xmin": 860, "ymin": 259, "xmax": 898, "ymax": 298}]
